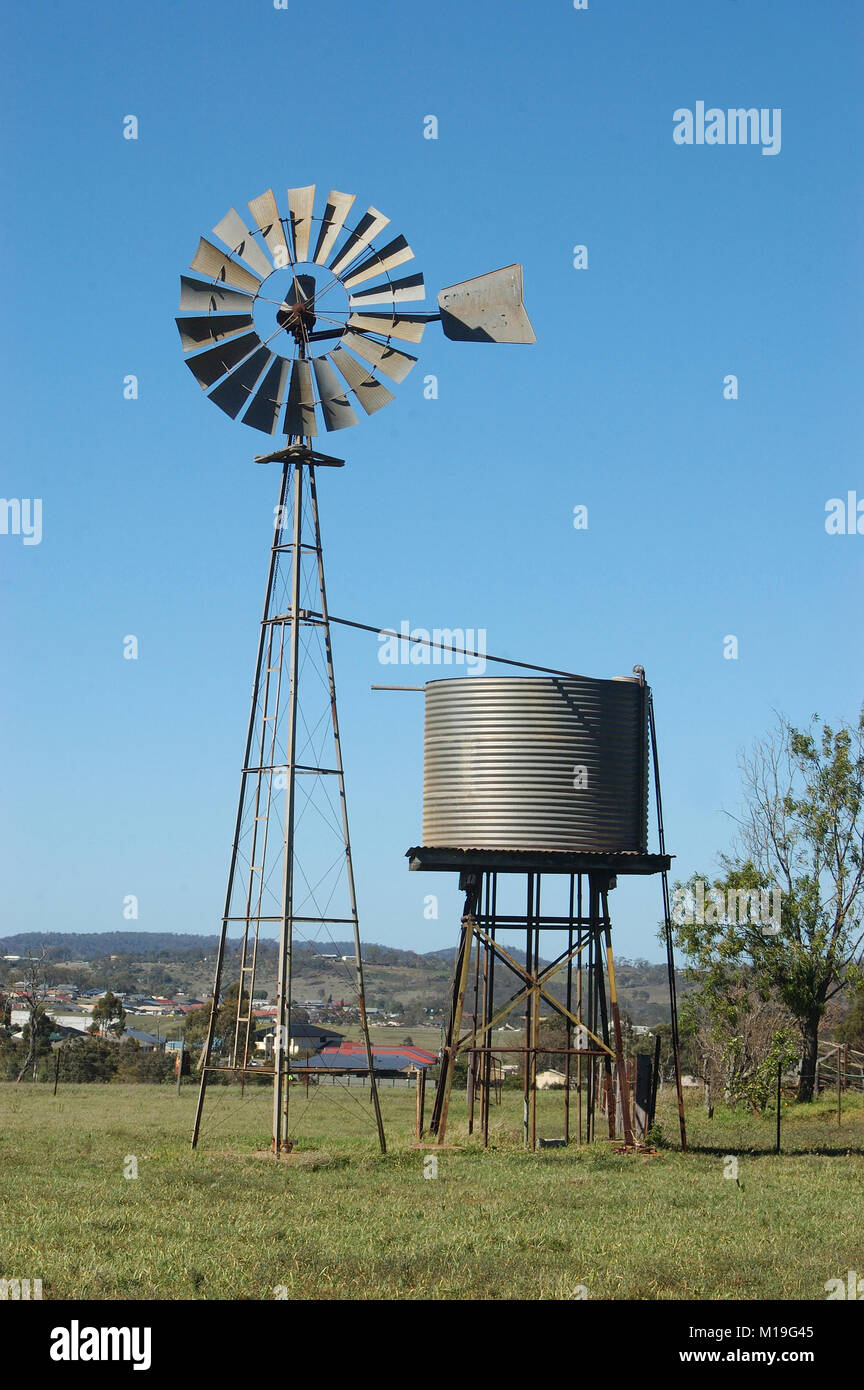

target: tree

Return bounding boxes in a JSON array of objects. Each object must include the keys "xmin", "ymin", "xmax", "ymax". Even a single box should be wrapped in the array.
[
  {"xmin": 15, "ymin": 948, "xmax": 50, "ymax": 1083},
  {"xmin": 91, "ymin": 991, "xmax": 126, "ymax": 1036},
  {"xmin": 681, "ymin": 965, "xmax": 798, "ymax": 1111},
  {"xmin": 61, "ymin": 1037, "xmax": 118, "ymax": 1083},
  {"xmin": 674, "ymin": 710, "xmax": 864, "ymax": 1102},
  {"xmin": 184, "ymin": 981, "xmax": 250, "ymax": 1063},
  {"xmin": 837, "ymin": 984, "xmax": 864, "ymax": 1050}
]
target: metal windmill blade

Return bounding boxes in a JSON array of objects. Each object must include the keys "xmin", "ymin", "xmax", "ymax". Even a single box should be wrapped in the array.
[
  {"xmin": 284, "ymin": 358, "xmax": 317, "ymax": 436},
  {"xmin": 312, "ymin": 355, "xmax": 359, "ymax": 432},
  {"xmin": 329, "ymin": 207, "xmax": 391, "ymax": 278},
  {"xmin": 347, "ymin": 274, "xmax": 426, "ymax": 307},
  {"xmin": 247, "ymin": 189, "xmax": 291, "ymax": 269},
  {"xmin": 241, "ymin": 357, "xmax": 291, "ymax": 434},
  {"xmin": 340, "ymin": 329, "xmax": 417, "ymax": 384},
  {"xmin": 312, "ymin": 190, "xmax": 356, "ymax": 266},
  {"xmin": 212, "ymin": 209, "xmax": 275, "ymax": 280},
  {"xmin": 287, "ymin": 186, "xmax": 316, "ymax": 262},
  {"xmin": 180, "ymin": 276, "xmax": 256, "ymax": 315},
  {"xmin": 346, "ymin": 312, "xmax": 427, "ymax": 344},
  {"xmin": 329, "ymin": 345, "xmax": 396, "ymax": 415}
]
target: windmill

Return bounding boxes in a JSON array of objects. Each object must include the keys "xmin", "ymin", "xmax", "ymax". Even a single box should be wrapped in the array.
[{"xmin": 178, "ymin": 183, "xmax": 535, "ymax": 1155}]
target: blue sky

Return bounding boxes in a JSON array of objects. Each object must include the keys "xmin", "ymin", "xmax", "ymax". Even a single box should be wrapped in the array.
[{"xmin": 1, "ymin": 0, "xmax": 862, "ymax": 958}]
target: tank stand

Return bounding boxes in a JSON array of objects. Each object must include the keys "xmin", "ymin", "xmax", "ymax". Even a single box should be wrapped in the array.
[{"xmin": 427, "ymin": 868, "xmax": 633, "ymax": 1150}]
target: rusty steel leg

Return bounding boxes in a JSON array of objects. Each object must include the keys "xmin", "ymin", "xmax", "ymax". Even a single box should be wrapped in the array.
[
  {"xmin": 589, "ymin": 878, "xmax": 615, "ymax": 1140},
  {"xmin": 529, "ymin": 878, "xmax": 541, "ymax": 1151},
  {"xmin": 415, "ymin": 1067, "xmax": 426, "ymax": 1141},
  {"xmin": 482, "ymin": 877, "xmax": 497, "ymax": 1147},
  {"xmin": 602, "ymin": 888, "xmax": 634, "ymax": 1147},
  {"xmin": 433, "ymin": 877, "xmax": 479, "ymax": 1145},
  {"xmin": 468, "ymin": 915, "xmax": 482, "ymax": 1135}
]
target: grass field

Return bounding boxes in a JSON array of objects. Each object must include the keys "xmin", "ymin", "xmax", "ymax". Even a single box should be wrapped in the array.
[{"xmin": 1, "ymin": 1081, "xmax": 862, "ymax": 1301}]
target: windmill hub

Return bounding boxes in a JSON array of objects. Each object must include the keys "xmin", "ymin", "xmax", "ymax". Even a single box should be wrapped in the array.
[{"xmin": 276, "ymin": 297, "xmax": 317, "ymax": 344}]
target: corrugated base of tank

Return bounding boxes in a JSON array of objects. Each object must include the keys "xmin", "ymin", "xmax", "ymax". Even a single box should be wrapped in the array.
[{"xmin": 405, "ymin": 846, "xmax": 671, "ymax": 876}]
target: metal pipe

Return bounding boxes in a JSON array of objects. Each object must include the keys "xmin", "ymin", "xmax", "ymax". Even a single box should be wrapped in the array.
[{"xmin": 647, "ymin": 684, "xmax": 688, "ymax": 1152}]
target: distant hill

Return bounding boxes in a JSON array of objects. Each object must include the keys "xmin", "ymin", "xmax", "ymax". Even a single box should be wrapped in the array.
[
  {"xmin": 0, "ymin": 932, "xmax": 221, "ymax": 960},
  {"xmin": 0, "ymin": 931, "xmax": 677, "ymax": 1027}
]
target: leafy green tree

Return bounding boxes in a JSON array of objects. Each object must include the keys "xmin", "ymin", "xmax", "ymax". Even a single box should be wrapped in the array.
[
  {"xmin": 114, "ymin": 1040, "xmax": 175, "ymax": 1083},
  {"xmin": 15, "ymin": 948, "xmax": 50, "ymax": 1082},
  {"xmin": 60, "ymin": 1037, "xmax": 118, "ymax": 1082},
  {"xmin": 183, "ymin": 981, "xmax": 250, "ymax": 1062},
  {"xmin": 91, "ymin": 991, "xmax": 126, "ymax": 1036},
  {"xmin": 674, "ymin": 710, "xmax": 864, "ymax": 1102}
]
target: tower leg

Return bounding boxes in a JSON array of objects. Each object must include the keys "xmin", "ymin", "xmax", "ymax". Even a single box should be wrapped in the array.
[
  {"xmin": 307, "ymin": 467, "xmax": 386, "ymax": 1154},
  {"xmin": 192, "ymin": 463, "xmax": 292, "ymax": 1150},
  {"xmin": 602, "ymin": 885, "xmax": 634, "ymax": 1146},
  {"xmin": 431, "ymin": 876, "xmax": 479, "ymax": 1144},
  {"xmin": 272, "ymin": 458, "xmax": 304, "ymax": 1153}
]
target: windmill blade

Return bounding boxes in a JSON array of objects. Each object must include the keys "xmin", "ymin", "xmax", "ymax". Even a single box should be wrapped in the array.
[
  {"xmin": 312, "ymin": 356, "xmax": 359, "ymax": 432},
  {"xmin": 341, "ymin": 329, "xmax": 417, "ymax": 384},
  {"xmin": 242, "ymin": 357, "xmax": 291, "ymax": 434},
  {"xmin": 329, "ymin": 207, "xmax": 390, "ymax": 278},
  {"xmin": 183, "ymin": 332, "xmax": 262, "ymax": 390},
  {"xmin": 190, "ymin": 238, "xmax": 262, "ymax": 295},
  {"xmin": 179, "ymin": 275, "xmax": 255, "ymax": 314},
  {"xmin": 175, "ymin": 314, "xmax": 254, "ymax": 353},
  {"xmin": 348, "ymin": 274, "xmax": 425, "ymax": 307},
  {"xmin": 312, "ymin": 190, "xmax": 356, "ymax": 266},
  {"xmin": 283, "ymin": 358, "xmax": 318, "ymax": 436},
  {"xmin": 341, "ymin": 235, "xmax": 414, "ymax": 290},
  {"xmin": 212, "ymin": 209, "xmax": 275, "ymax": 280},
  {"xmin": 208, "ymin": 347, "xmax": 273, "ymax": 419},
  {"xmin": 347, "ymin": 312, "xmax": 427, "ymax": 345},
  {"xmin": 247, "ymin": 189, "xmax": 291, "ymax": 269},
  {"xmin": 330, "ymin": 346, "xmax": 396, "ymax": 415},
  {"xmin": 437, "ymin": 264, "xmax": 536, "ymax": 343},
  {"xmin": 287, "ymin": 185, "xmax": 316, "ymax": 262}
]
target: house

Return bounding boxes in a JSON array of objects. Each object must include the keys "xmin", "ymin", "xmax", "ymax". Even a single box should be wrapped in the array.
[
  {"xmin": 301, "ymin": 1041, "xmax": 437, "ymax": 1076},
  {"xmin": 124, "ymin": 1028, "xmax": 162, "ymax": 1050},
  {"xmin": 257, "ymin": 1022, "xmax": 345, "ymax": 1059},
  {"xmin": 536, "ymin": 1069, "xmax": 567, "ymax": 1090}
]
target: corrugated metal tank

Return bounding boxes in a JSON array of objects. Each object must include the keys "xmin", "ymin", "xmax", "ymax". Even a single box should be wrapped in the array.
[{"xmin": 422, "ymin": 676, "xmax": 648, "ymax": 853}]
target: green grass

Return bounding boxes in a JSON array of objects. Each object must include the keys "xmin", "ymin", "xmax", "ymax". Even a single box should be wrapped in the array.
[{"xmin": 1, "ymin": 1082, "xmax": 862, "ymax": 1300}]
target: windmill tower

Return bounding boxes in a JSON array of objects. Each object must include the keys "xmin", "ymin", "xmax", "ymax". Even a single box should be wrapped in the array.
[{"xmin": 175, "ymin": 184, "xmax": 535, "ymax": 1154}]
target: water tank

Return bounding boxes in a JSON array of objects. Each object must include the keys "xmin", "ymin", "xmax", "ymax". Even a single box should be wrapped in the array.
[{"xmin": 422, "ymin": 676, "xmax": 648, "ymax": 853}]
